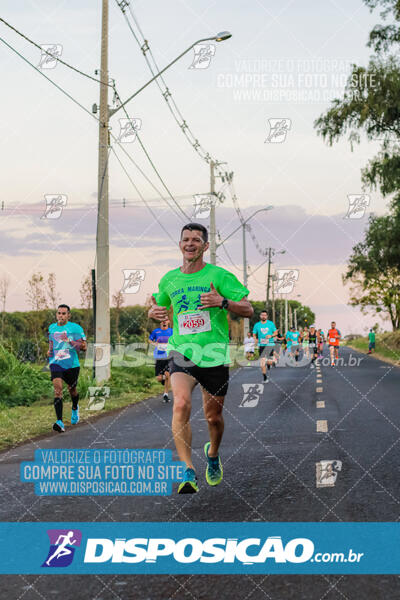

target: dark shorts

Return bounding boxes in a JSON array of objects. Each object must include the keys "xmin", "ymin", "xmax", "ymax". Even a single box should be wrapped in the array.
[
  {"xmin": 155, "ymin": 359, "xmax": 169, "ymax": 377},
  {"xmin": 259, "ymin": 346, "xmax": 275, "ymax": 358},
  {"xmin": 369, "ymin": 342, "xmax": 375, "ymax": 350},
  {"xmin": 168, "ymin": 351, "xmax": 229, "ymax": 397},
  {"xmin": 50, "ymin": 365, "xmax": 80, "ymax": 387}
]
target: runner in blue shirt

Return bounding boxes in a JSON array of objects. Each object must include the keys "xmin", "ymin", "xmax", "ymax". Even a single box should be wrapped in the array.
[
  {"xmin": 47, "ymin": 304, "xmax": 87, "ymax": 433},
  {"xmin": 253, "ymin": 310, "xmax": 277, "ymax": 382},
  {"xmin": 286, "ymin": 326, "xmax": 301, "ymax": 362},
  {"xmin": 149, "ymin": 319, "xmax": 173, "ymax": 402}
]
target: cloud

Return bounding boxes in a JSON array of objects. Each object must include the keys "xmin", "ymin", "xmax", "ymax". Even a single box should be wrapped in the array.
[{"xmin": 0, "ymin": 203, "xmax": 369, "ymax": 268}]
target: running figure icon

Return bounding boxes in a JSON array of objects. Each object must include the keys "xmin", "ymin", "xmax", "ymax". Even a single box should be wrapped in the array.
[{"xmin": 45, "ymin": 531, "xmax": 77, "ymax": 566}]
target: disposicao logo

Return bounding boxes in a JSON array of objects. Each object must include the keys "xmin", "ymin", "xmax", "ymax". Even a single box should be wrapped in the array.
[
  {"xmin": 83, "ymin": 536, "xmax": 314, "ymax": 564},
  {"xmin": 42, "ymin": 529, "xmax": 82, "ymax": 568}
]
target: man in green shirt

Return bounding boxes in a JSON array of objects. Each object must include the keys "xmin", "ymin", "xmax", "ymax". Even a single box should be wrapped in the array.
[
  {"xmin": 148, "ymin": 222, "xmax": 253, "ymax": 494},
  {"xmin": 368, "ymin": 329, "xmax": 376, "ymax": 354}
]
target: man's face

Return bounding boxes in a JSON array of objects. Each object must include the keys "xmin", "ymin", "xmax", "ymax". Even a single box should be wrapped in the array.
[
  {"xmin": 331, "ymin": 322, "xmax": 336, "ymax": 328},
  {"xmin": 179, "ymin": 229, "xmax": 208, "ymax": 262},
  {"xmin": 161, "ymin": 319, "xmax": 170, "ymax": 329},
  {"xmin": 56, "ymin": 307, "xmax": 69, "ymax": 325},
  {"xmin": 260, "ymin": 312, "xmax": 268, "ymax": 322}
]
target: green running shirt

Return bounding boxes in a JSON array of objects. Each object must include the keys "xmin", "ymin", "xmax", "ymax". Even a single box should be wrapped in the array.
[{"xmin": 153, "ymin": 263, "xmax": 249, "ymax": 367}]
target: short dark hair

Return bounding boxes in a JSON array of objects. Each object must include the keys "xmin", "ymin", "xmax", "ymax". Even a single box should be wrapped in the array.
[
  {"xmin": 180, "ymin": 223, "xmax": 208, "ymax": 243},
  {"xmin": 57, "ymin": 304, "xmax": 70, "ymax": 312},
  {"xmin": 260, "ymin": 310, "xmax": 268, "ymax": 315}
]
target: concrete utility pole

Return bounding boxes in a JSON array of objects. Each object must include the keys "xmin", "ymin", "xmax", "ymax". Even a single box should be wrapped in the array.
[
  {"xmin": 271, "ymin": 275, "xmax": 276, "ymax": 324},
  {"xmin": 209, "ymin": 160, "xmax": 217, "ymax": 265},
  {"xmin": 285, "ymin": 297, "xmax": 288, "ymax": 333},
  {"xmin": 95, "ymin": 0, "xmax": 110, "ymax": 383},
  {"xmin": 242, "ymin": 222, "xmax": 249, "ymax": 337},
  {"xmin": 266, "ymin": 247, "xmax": 272, "ymax": 310}
]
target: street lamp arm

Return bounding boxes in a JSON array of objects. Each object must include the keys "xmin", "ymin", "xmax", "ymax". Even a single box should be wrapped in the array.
[
  {"xmin": 110, "ymin": 36, "xmax": 225, "ymax": 117},
  {"xmin": 217, "ymin": 207, "xmax": 273, "ymax": 247}
]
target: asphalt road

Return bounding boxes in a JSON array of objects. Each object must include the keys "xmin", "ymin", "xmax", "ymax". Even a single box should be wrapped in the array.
[{"xmin": 1, "ymin": 346, "xmax": 400, "ymax": 599}]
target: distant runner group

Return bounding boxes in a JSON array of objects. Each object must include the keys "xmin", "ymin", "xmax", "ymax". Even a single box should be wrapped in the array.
[{"xmin": 46, "ymin": 222, "xmax": 344, "ymax": 495}]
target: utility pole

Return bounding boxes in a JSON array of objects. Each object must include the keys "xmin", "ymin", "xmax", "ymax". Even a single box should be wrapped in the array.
[
  {"xmin": 91, "ymin": 268, "xmax": 96, "ymax": 382},
  {"xmin": 242, "ymin": 222, "xmax": 249, "ymax": 337},
  {"xmin": 266, "ymin": 247, "xmax": 272, "ymax": 310},
  {"xmin": 95, "ymin": 0, "xmax": 110, "ymax": 383},
  {"xmin": 285, "ymin": 297, "xmax": 288, "ymax": 333},
  {"xmin": 209, "ymin": 160, "xmax": 217, "ymax": 265},
  {"xmin": 271, "ymin": 275, "xmax": 276, "ymax": 324},
  {"xmin": 294, "ymin": 308, "xmax": 297, "ymax": 330}
]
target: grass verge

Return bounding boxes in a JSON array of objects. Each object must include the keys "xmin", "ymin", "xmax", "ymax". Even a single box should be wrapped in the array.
[
  {"xmin": 346, "ymin": 331, "xmax": 400, "ymax": 367},
  {"xmin": 0, "ymin": 365, "xmax": 163, "ymax": 450}
]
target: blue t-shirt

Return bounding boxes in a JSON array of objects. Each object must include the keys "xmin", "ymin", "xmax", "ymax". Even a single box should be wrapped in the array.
[
  {"xmin": 286, "ymin": 331, "xmax": 300, "ymax": 347},
  {"xmin": 149, "ymin": 327, "xmax": 173, "ymax": 359},
  {"xmin": 253, "ymin": 320, "xmax": 277, "ymax": 347},
  {"xmin": 48, "ymin": 322, "xmax": 86, "ymax": 369}
]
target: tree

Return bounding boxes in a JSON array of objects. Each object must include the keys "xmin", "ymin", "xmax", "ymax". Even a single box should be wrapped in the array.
[
  {"xmin": 112, "ymin": 290, "xmax": 124, "ymax": 343},
  {"xmin": 26, "ymin": 273, "xmax": 47, "ymax": 311},
  {"xmin": 315, "ymin": 55, "xmax": 400, "ymax": 223},
  {"xmin": 314, "ymin": 0, "xmax": 400, "ymax": 211},
  {"xmin": 314, "ymin": 0, "xmax": 400, "ymax": 326},
  {"xmin": 47, "ymin": 272, "xmax": 60, "ymax": 310},
  {"xmin": 343, "ymin": 213, "xmax": 400, "ymax": 329},
  {"xmin": 79, "ymin": 271, "xmax": 93, "ymax": 334},
  {"xmin": 0, "ymin": 274, "xmax": 10, "ymax": 338},
  {"xmin": 26, "ymin": 273, "xmax": 48, "ymax": 360}
]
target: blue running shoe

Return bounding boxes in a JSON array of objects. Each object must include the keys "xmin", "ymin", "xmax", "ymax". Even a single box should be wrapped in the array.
[
  {"xmin": 204, "ymin": 442, "xmax": 223, "ymax": 486},
  {"xmin": 53, "ymin": 420, "xmax": 65, "ymax": 433},
  {"xmin": 71, "ymin": 408, "xmax": 79, "ymax": 425},
  {"xmin": 178, "ymin": 467, "xmax": 198, "ymax": 494}
]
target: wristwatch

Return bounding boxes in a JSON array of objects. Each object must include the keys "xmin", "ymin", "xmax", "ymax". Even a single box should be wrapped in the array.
[{"xmin": 220, "ymin": 297, "xmax": 229, "ymax": 310}]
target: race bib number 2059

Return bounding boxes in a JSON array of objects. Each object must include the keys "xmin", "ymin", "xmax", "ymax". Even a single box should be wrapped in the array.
[{"xmin": 178, "ymin": 311, "xmax": 211, "ymax": 335}]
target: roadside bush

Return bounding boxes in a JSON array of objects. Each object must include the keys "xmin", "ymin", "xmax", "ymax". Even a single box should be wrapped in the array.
[{"xmin": 0, "ymin": 345, "xmax": 52, "ymax": 407}]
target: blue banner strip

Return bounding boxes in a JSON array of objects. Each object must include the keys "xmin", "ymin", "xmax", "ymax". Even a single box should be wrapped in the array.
[{"xmin": 0, "ymin": 522, "xmax": 398, "ymax": 574}]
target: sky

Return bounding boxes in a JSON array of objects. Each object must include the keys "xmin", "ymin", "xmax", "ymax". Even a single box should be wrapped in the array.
[{"xmin": 0, "ymin": 0, "xmax": 393, "ymax": 334}]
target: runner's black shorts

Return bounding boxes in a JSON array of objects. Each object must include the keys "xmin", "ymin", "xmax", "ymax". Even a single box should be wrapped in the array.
[
  {"xmin": 259, "ymin": 346, "xmax": 275, "ymax": 358},
  {"xmin": 155, "ymin": 359, "xmax": 169, "ymax": 377},
  {"xmin": 168, "ymin": 351, "xmax": 229, "ymax": 397},
  {"xmin": 50, "ymin": 365, "xmax": 80, "ymax": 387}
]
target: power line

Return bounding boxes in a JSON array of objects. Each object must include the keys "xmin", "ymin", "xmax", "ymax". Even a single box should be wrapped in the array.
[
  {"xmin": 114, "ymin": 0, "xmax": 218, "ymax": 167},
  {"xmin": 0, "ymin": 36, "xmax": 98, "ymax": 121},
  {"xmin": 110, "ymin": 128, "xmax": 188, "ymax": 222},
  {"xmin": 226, "ymin": 177, "xmax": 267, "ymax": 258},
  {"xmin": 111, "ymin": 84, "xmax": 190, "ymax": 219},
  {"xmin": 0, "ymin": 16, "xmax": 113, "ymax": 88},
  {"xmin": 110, "ymin": 145, "xmax": 180, "ymax": 246},
  {"xmin": 1, "ymin": 35, "xmax": 190, "ymax": 226},
  {"xmin": 114, "ymin": 2, "xmax": 254, "ymax": 247}
]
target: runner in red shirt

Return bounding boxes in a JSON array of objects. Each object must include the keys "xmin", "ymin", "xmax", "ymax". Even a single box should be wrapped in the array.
[{"xmin": 327, "ymin": 321, "xmax": 341, "ymax": 367}]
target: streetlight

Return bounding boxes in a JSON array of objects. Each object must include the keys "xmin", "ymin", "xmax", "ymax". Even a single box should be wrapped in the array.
[
  {"xmin": 217, "ymin": 206, "xmax": 273, "ymax": 336},
  {"xmin": 95, "ymin": 13, "xmax": 232, "ymax": 383},
  {"xmin": 266, "ymin": 248, "xmax": 285, "ymax": 309},
  {"xmin": 293, "ymin": 294, "xmax": 301, "ymax": 329},
  {"xmin": 217, "ymin": 206, "xmax": 273, "ymax": 288},
  {"xmin": 109, "ymin": 32, "xmax": 232, "ymax": 117}
]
